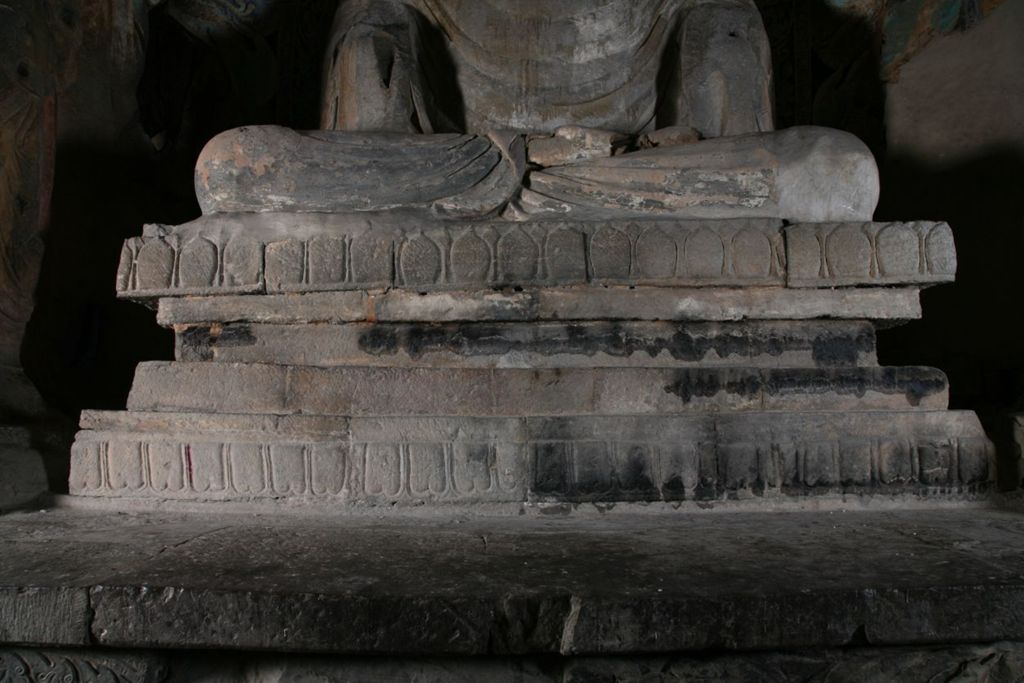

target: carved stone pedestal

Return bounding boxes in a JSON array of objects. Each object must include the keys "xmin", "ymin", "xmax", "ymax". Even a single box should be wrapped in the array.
[
  {"xmin": 3, "ymin": 214, "xmax": 999, "ymax": 678},
  {"xmin": 70, "ymin": 215, "xmax": 991, "ymax": 509}
]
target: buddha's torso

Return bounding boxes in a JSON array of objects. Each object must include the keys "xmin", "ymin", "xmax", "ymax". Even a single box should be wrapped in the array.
[{"xmin": 417, "ymin": 0, "xmax": 685, "ymax": 134}]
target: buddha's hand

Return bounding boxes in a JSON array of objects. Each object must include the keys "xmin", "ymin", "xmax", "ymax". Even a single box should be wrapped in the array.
[
  {"xmin": 637, "ymin": 126, "xmax": 702, "ymax": 150},
  {"xmin": 526, "ymin": 126, "xmax": 633, "ymax": 168}
]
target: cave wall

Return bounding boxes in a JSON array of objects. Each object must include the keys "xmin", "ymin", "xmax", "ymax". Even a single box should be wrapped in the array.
[{"xmin": 875, "ymin": 0, "xmax": 1024, "ymax": 486}]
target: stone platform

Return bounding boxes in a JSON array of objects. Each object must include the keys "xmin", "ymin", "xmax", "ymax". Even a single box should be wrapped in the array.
[
  {"xmin": 2, "ymin": 502, "xmax": 1024, "ymax": 680},
  {"xmin": 68, "ymin": 216, "xmax": 994, "ymax": 510}
]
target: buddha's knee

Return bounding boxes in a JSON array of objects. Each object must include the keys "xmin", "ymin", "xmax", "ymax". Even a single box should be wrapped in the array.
[{"xmin": 774, "ymin": 126, "xmax": 880, "ymax": 222}]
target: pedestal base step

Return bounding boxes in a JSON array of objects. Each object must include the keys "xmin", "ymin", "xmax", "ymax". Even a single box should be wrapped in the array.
[
  {"xmin": 69, "ymin": 410, "xmax": 992, "ymax": 505},
  {"xmin": 126, "ymin": 362, "xmax": 949, "ymax": 416}
]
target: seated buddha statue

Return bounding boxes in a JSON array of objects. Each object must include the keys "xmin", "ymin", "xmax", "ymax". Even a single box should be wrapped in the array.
[{"xmin": 194, "ymin": 0, "xmax": 879, "ymax": 223}]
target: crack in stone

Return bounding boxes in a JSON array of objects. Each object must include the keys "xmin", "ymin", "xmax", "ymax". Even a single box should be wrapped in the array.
[
  {"xmin": 559, "ymin": 595, "xmax": 582, "ymax": 655},
  {"xmin": 153, "ymin": 526, "xmax": 232, "ymax": 558}
]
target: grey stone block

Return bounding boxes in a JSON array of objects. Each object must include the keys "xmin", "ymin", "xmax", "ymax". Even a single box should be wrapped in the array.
[
  {"xmin": 124, "ymin": 363, "xmax": 949, "ymax": 417},
  {"xmin": 78, "ymin": 410, "xmax": 351, "ymax": 439},
  {"xmin": 157, "ymin": 287, "xmax": 924, "ymax": 326},
  {"xmin": 786, "ymin": 221, "xmax": 957, "ymax": 287},
  {"xmin": 69, "ymin": 409, "xmax": 990, "ymax": 504},
  {"xmin": 532, "ymin": 287, "xmax": 922, "ymax": 323},
  {"xmin": 0, "ymin": 587, "xmax": 90, "ymax": 646},
  {"xmin": 173, "ymin": 320, "xmax": 878, "ymax": 369}
]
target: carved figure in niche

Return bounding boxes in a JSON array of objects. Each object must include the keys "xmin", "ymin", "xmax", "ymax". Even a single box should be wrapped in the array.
[{"xmin": 195, "ymin": 0, "xmax": 879, "ymax": 223}]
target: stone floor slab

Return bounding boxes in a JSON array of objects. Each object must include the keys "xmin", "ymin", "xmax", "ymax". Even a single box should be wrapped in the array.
[{"xmin": 2, "ymin": 505, "xmax": 1024, "ymax": 654}]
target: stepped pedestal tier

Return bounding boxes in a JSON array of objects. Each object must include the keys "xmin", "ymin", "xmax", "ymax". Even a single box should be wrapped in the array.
[{"xmin": 68, "ymin": 215, "xmax": 993, "ymax": 508}]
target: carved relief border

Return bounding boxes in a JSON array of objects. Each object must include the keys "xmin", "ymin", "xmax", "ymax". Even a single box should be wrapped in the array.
[
  {"xmin": 69, "ymin": 438, "xmax": 526, "ymax": 504},
  {"xmin": 785, "ymin": 221, "xmax": 957, "ymax": 287},
  {"xmin": 116, "ymin": 220, "xmax": 957, "ymax": 298},
  {"xmin": 115, "ymin": 221, "xmax": 787, "ymax": 298},
  {"xmin": 70, "ymin": 432, "xmax": 991, "ymax": 503},
  {"xmin": 0, "ymin": 649, "xmax": 165, "ymax": 683}
]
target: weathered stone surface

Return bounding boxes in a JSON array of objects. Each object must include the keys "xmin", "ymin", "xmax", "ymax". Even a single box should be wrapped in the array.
[
  {"xmin": 66, "ymin": 641, "xmax": 1011, "ymax": 682},
  {"xmin": 5, "ymin": 641, "xmax": 1020, "ymax": 682},
  {"xmin": 518, "ymin": 127, "xmax": 880, "ymax": 223},
  {"xmin": 157, "ymin": 288, "xmax": 924, "ymax": 326},
  {"xmin": 69, "ymin": 409, "xmax": 989, "ymax": 504},
  {"xmin": 0, "ymin": 366, "xmax": 48, "ymax": 420},
  {"xmin": 0, "ymin": 588, "xmax": 89, "ymax": 648},
  {"xmin": 160, "ymin": 292, "xmax": 371, "ymax": 326},
  {"xmin": 786, "ymin": 221, "xmax": 957, "ymax": 286},
  {"xmin": 561, "ymin": 644, "xmax": 1024, "ymax": 683},
  {"xmin": 530, "ymin": 287, "xmax": 921, "ymax": 323},
  {"xmin": 0, "ymin": 425, "xmax": 47, "ymax": 509},
  {"xmin": 174, "ymin": 320, "xmax": 878, "ymax": 369},
  {"xmin": 3, "ymin": 507, "xmax": 1024, "ymax": 653},
  {"xmin": 77, "ymin": 410, "xmax": 351, "ymax": 439},
  {"xmin": 118, "ymin": 215, "xmax": 787, "ymax": 298},
  {"xmin": 125, "ymin": 362, "xmax": 949, "ymax": 416}
]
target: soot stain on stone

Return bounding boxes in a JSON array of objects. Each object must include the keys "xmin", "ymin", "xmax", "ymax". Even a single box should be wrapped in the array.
[
  {"xmin": 693, "ymin": 478, "xmax": 721, "ymax": 501},
  {"xmin": 810, "ymin": 328, "xmax": 875, "ymax": 367},
  {"xmin": 531, "ymin": 443, "xmax": 571, "ymax": 495},
  {"xmin": 894, "ymin": 370, "xmax": 948, "ymax": 407},
  {"xmin": 179, "ymin": 325, "xmax": 256, "ymax": 360},
  {"xmin": 617, "ymin": 447, "xmax": 655, "ymax": 491},
  {"xmin": 662, "ymin": 475, "xmax": 686, "ymax": 494},
  {"xmin": 664, "ymin": 370, "xmax": 765, "ymax": 403},
  {"xmin": 178, "ymin": 326, "xmax": 215, "ymax": 361},
  {"xmin": 764, "ymin": 368, "xmax": 946, "ymax": 407},
  {"xmin": 465, "ymin": 443, "xmax": 491, "ymax": 465},
  {"xmin": 355, "ymin": 322, "xmax": 860, "ymax": 362},
  {"xmin": 358, "ymin": 326, "xmax": 400, "ymax": 355},
  {"xmin": 664, "ymin": 368, "xmax": 946, "ymax": 406},
  {"xmin": 215, "ymin": 324, "xmax": 257, "ymax": 348}
]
